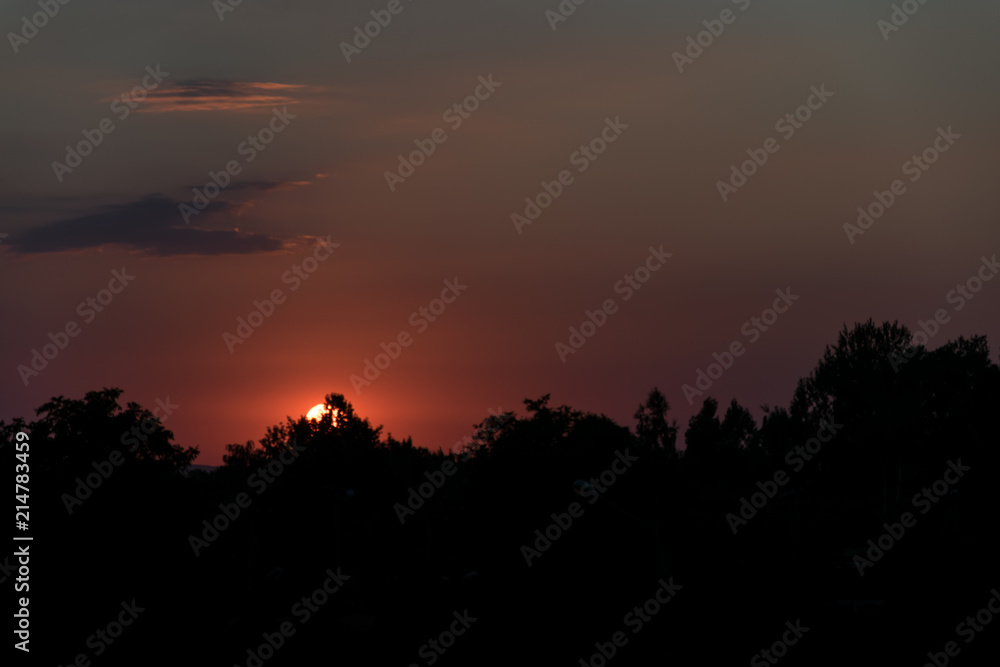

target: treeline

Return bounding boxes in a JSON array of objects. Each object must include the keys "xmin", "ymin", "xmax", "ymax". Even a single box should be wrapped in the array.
[{"xmin": 4, "ymin": 319, "xmax": 999, "ymax": 666}]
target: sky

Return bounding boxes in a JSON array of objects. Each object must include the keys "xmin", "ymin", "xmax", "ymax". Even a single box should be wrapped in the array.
[{"xmin": 2, "ymin": 0, "xmax": 999, "ymax": 464}]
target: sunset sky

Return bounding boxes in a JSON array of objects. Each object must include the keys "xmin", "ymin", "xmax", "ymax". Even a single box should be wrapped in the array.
[{"xmin": 2, "ymin": 0, "xmax": 999, "ymax": 464}]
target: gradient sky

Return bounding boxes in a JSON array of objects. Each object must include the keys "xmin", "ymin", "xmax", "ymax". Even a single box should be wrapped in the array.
[{"xmin": 3, "ymin": 0, "xmax": 999, "ymax": 464}]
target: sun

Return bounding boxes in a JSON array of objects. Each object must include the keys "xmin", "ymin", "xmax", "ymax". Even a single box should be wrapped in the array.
[
  {"xmin": 306, "ymin": 403, "xmax": 331, "ymax": 421},
  {"xmin": 306, "ymin": 403, "xmax": 340, "ymax": 424}
]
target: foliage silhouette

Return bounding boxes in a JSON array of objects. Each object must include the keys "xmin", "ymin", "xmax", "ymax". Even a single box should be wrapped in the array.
[{"xmin": 3, "ymin": 321, "xmax": 999, "ymax": 666}]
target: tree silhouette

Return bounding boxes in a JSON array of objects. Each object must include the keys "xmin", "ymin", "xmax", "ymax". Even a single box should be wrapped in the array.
[
  {"xmin": 3, "ymin": 387, "xmax": 197, "ymax": 474},
  {"xmin": 4, "ymin": 321, "xmax": 1000, "ymax": 667},
  {"xmin": 634, "ymin": 386, "xmax": 678, "ymax": 455},
  {"xmin": 719, "ymin": 398, "xmax": 758, "ymax": 452},
  {"xmin": 683, "ymin": 397, "xmax": 721, "ymax": 464}
]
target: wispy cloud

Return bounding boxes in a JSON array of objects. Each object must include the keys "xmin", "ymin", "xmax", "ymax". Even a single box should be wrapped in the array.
[
  {"xmin": 223, "ymin": 180, "xmax": 314, "ymax": 192},
  {"xmin": 133, "ymin": 81, "xmax": 305, "ymax": 113}
]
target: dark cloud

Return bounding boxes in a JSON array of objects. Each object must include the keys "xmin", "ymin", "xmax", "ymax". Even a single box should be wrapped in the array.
[{"xmin": 5, "ymin": 195, "xmax": 286, "ymax": 256}]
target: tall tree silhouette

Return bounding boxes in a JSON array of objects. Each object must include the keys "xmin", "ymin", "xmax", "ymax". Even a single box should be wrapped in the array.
[
  {"xmin": 791, "ymin": 320, "xmax": 920, "ymax": 520},
  {"xmin": 634, "ymin": 387, "xmax": 678, "ymax": 456},
  {"xmin": 719, "ymin": 398, "xmax": 758, "ymax": 452},
  {"xmin": 683, "ymin": 397, "xmax": 721, "ymax": 465}
]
